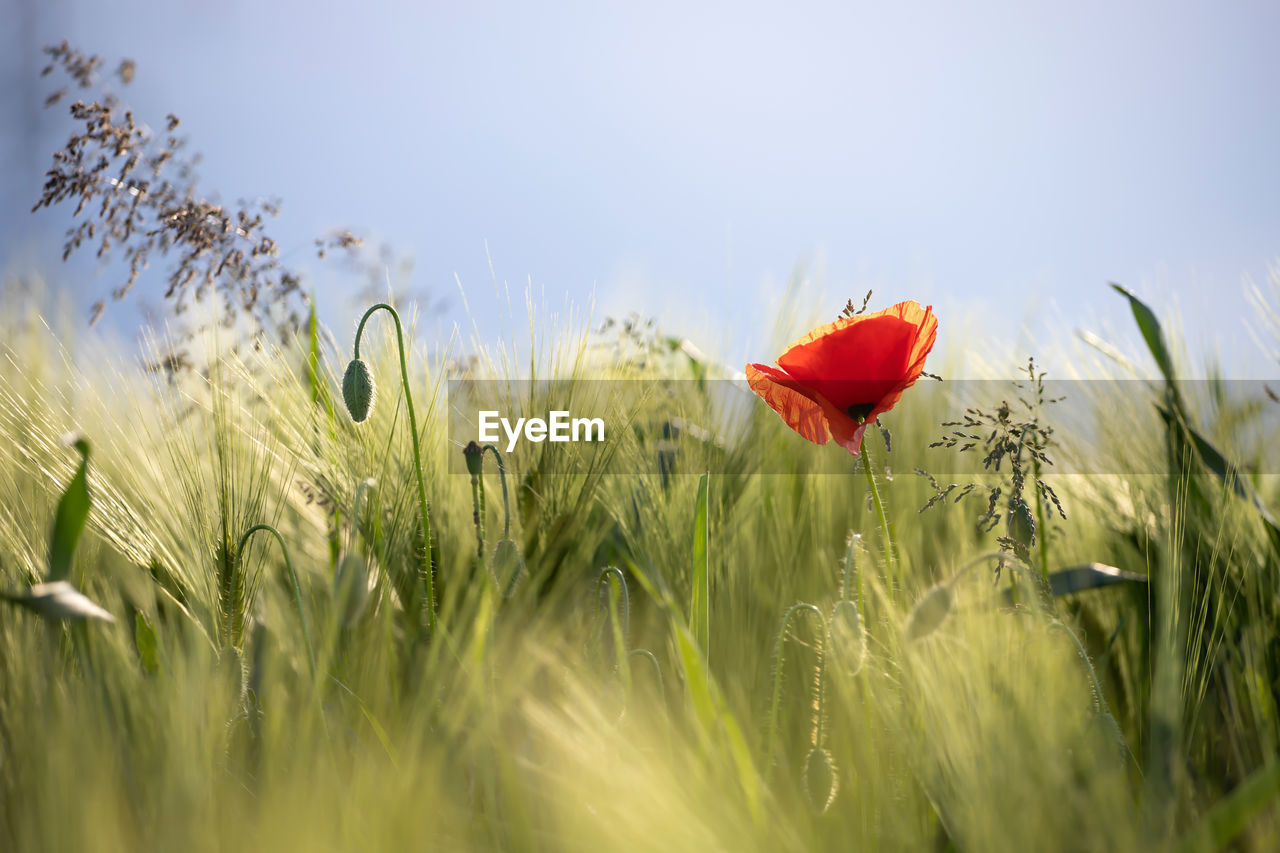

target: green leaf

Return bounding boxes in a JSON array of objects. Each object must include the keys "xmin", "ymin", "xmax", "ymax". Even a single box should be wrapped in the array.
[
  {"xmin": 1114, "ymin": 283, "xmax": 1280, "ymax": 552},
  {"xmin": 49, "ymin": 434, "xmax": 91, "ymax": 583},
  {"xmin": 690, "ymin": 472, "xmax": 710, "ymax": 656},
  {"xmin": 135, "ymin": 610, "xmax": 161, "ymax": 675},
  {"xmin": 1048, "ymin": 563, "xmax": 1148, "ymax": 596},
  {"xmin": 673, "ymin": 623, "xmax": 762, "ymax": 828},
  {"xmin": 1179, "ymin": 760, "xmax": 1280, "ymax": 853},
  {"xmin": 1183, "ymin": 418, "xmax": 1280, "ymax": 545},
  {"xmin": 1110, "ymin": 283, "xmax": 1174, "ymax": 383},
  {"xmin": 3, "ymin": 581, "xmax": 113, "ymax": 622}
]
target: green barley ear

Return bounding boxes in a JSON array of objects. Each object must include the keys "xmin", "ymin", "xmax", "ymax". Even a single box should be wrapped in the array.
[
  {"xmin": 905, "ymin": 582, "xmax": 954, "ymax": 641},
  {"xmin": 803, "ymin": 747, "xmax": 838, "ymax": 814},
  {"xmin": 829, "ymin": 599, "xmax": 867, "ymax": 676},
  {"xmin": 342, "ymin": 358, "xmax": 375, "ymax": 423}
]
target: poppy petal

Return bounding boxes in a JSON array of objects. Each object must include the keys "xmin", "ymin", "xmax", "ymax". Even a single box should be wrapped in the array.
[
  {"xmin": 745, "ymin": 363, "xmax": 872, "ymax": 454},
  {"xmin": 776, "ymin": 301, "xmax": 935, "ymax": 414},
  {"xmin": 746, "ymin": 300, "xmax": 937, "ymax": 457}
]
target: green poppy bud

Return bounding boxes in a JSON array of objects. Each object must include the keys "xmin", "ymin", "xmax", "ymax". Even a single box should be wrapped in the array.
[
  {"xmin": 492, "ymin": 538, "xmax": 525, "ymax": 597},
  {"xmin": 342, "ymin": 359, "xmax": 375, "ymax": 423},
  {"xmin": 829, "ymin": 599, "xmax": 867, "ymax": 677},
  {"xmin": 905, "ymin": 582, "xmax": 953, "ymax": 641},
  {"xmin": 803, "ymin": 747, "xmax": 838, "ymax": 814},
  {"xmin": 463, "ymin": 441, "xmax": 484, "ymax": 477},
  {"xmin": 334, "ymin": 553, "xmax": 370, "ymax": 628}
]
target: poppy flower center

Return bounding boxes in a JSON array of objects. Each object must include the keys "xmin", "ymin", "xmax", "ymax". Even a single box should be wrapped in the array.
[{"xmin": 844, "ymin": 402, "xmax": 876, "ymax": 423}]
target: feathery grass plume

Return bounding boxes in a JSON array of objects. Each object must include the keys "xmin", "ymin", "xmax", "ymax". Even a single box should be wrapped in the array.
[
  {"xmin": 923, "ymin": 357, "xmax": 1066, "ymax": 581},
  {"xmin": 1, "ymin": 581, "xmax": 114, "ymax": 622},
  {"xmin": 32, "ymin": 43, "xmax": 362, "ymax": 350},
  {"xmin": 341, "ymin": 358, "xmax": 375, "ymax": 424},
  {"xmin": 905, "ymin": 582, "xmax": 954, "ymax": 641}
]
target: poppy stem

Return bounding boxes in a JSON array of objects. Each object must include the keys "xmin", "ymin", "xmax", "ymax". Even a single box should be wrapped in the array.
[
  {"xmin": 235, "ymin": 523, "xmax": 316, "ymax": 679},
  {"xmin": 859, "ymin": 439, "xmax": 897, "ymax": 599},
  {"xmin": 353, "ymin": 303, "xmax": 436, "ymax": 637}
]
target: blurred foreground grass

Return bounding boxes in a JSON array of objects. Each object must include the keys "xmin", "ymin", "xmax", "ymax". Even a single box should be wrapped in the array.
[{"xmin": 0, "ymin": 279, "xmax": 1278, "ymax": 851}]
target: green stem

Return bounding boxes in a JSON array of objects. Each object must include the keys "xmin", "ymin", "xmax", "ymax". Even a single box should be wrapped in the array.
[
  {"xmin": 811, "ymin": 629, "xmax": 827, "ymax": 750},
  {"xmin": 353, "ymin": 303, "xmax": 436, "ymax": 636},
  {"xmin": 471, "ymin": 471, "xmax": 486, "ymax": 569},
  {"xmin": 236, "ymin": 523, "xmax": 316, "ymax": 677},
  {"xmin": 859, "ymin": 438, "xmax": 897, "ymax": 599},
  {"xmin": 840, "ymin": 532, "xmax": 863, "ymax": 619},
  {"xmin": 482, "ymin": 445, "xmax": 511, "ymax": 539}
]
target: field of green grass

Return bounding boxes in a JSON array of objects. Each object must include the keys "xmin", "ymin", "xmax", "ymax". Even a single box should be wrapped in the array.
[{"xmin": 1, "ymin": 277, "xmax": 1278, "ymax": 851}]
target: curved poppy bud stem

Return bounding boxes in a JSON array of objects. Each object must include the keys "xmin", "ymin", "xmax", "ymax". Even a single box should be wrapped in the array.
[
  {"xmin": 859, "ymin": 438, "xmax": 897, "ymax": 600},
  {"xmin": 482, "ymin": 444, "xmax": 511, "ymax": 539},
  {"xmin": 350, "ymin": 303, "xmax": 436, "ymax": 636},
  {"xmin": 236, "ymin": 523, "xmax": 316, "ymax": 678},
  {"xmin": 765, "ymin": 602, "xmax": 826, "ymax": 782},
  {"xmin": 839, "ymin": 532, "xmax": 863, "ymax": 615}
]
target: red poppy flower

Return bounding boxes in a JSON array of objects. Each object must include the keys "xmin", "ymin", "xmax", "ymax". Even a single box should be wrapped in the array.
[{"xmin": 746, "ymin": 300, "xmax": 938, "ymax": 455}]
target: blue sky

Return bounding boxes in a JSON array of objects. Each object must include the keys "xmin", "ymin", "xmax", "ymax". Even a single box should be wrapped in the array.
[{"xmin": 4, "ymin": 0, "xmax": 1279, "ymax": 375}]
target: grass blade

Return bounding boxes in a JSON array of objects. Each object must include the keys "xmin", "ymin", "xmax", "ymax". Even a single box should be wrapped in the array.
[
  {"xmin": 48, "ymin": 434, "xmax": 91, "ymax": 583},
  {"xmin": 691, "ymin": 472, "xmax": 710, "ymax": 655},
  {"xmin": 135, "ymin": 610, "xmax": 161, "ymax": 674},
  {"xmin": 1048, "ymin": 563, "xmax": 1148, "ymax": 596},
  {"xmin": 674, "ymin": 623, "xmax": 762, "ymax": 828},
  {"xmin": 1111, "ymin": 283, "xmax": 1174, "ymax": 383},
  {"xmin": 1179, "ymin": 761, "xmax": 1280, "ymax": 853}
]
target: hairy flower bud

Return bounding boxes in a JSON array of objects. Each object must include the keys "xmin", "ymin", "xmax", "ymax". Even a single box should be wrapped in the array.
[
  {"xmin": 829, "ymin": 599, "xmax": 867, "ymax": 677},
  {"xmin": 492, "ymin": 538, "xmax": 525, "ymax": 597},
  {"xmin": 803, "ymin": 747, "xmax": 838, "ymax": 814},
  {"xmin": 342, "ymin": 359, "xmax": 375, "ymax": 423},
  {"xmin": 334, "ymin": 553, "xmax": 370, "ymax": 628},
  {"xmin": 463, "ymin": 441, "xmax": 484, "ymax": 477},
  {"xmin": 905, "ymin": 582, "xmax": 953, "ymax": 641}
]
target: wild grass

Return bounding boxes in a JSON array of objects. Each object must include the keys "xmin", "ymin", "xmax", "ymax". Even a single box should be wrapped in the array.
[{"xmin": 0, "ymin": 275, "xmax": 1278, "ymax": 852}]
